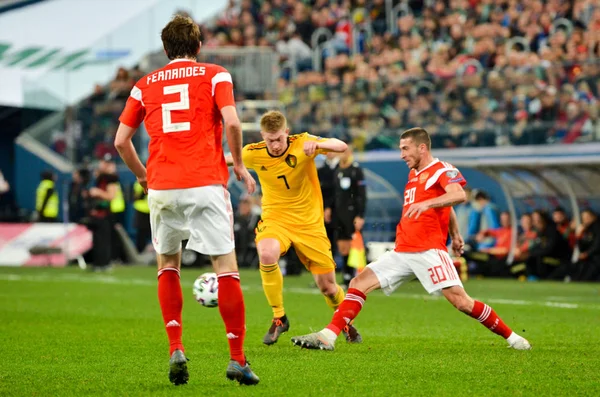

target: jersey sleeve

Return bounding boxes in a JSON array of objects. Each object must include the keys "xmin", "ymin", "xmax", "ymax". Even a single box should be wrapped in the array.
[
  {"xmin": 438, "ymin": 168, "xmax": 467, "ymax": 189},
  {"xmin": 304, "ymin": 133, "xmax": 329, "ymax": 156},
  {"xmin": 242, "ymin": 146, "xmax": 254, "ymax": 169},
  {"xmin": 119, "ymin": 85, "xmax": 146, "ymax": 128},
  {"xmin": 212, "ymin": 66, "xmax": 235, "ymax": 110}
]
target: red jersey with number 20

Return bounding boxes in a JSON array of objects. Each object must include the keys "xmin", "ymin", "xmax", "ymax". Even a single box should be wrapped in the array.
[
  {"xmin": 119, "ymin": 59, "xmax": 235, "ymax": 190},
  {"xmin": 395, "ymin": 159, "xmax": 466, "ymax": 253}
]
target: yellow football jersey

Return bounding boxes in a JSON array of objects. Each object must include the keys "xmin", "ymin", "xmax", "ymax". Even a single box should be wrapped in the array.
[{"xmin": 242, "ymin": 132, "xmax": 328, "ymax": 227}]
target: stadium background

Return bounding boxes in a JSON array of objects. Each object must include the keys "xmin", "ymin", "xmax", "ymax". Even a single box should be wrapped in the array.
[
  {"xmin": 1, "ymin": 0, "xmax": 600, "ymax": 271},
  {"xmin": 1, "ymin": 1, "xmax": 600, "ymax": 396}
]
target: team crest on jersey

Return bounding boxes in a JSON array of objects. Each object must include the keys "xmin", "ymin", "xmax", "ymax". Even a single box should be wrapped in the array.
[
  {"xmin": 419, "ymin": 172, "xmax": 429, "ymax": 184},
  {"xmin": 285, "ymin": 154, "xmax": 297, "ymax": 168},
  {"xmin": 446, "ymin": 170, "xmax": 459, "ymax": 178}
]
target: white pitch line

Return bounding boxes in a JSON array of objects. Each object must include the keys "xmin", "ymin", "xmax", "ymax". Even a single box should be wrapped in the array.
[
  {"xmin": 0, "ymin": 273, "xmax": 156, "ymax": 286},
  {"xmin": 1, "ymin": 273, "xmax": 599, "ymax": 310},
  {"xmin": 546, "ymin": 295, "xmax": 600, "ymax": 302}
]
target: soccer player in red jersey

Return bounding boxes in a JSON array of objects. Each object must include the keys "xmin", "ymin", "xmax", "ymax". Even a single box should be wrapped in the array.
[
  {"xmin": 291, "ymin": 128, "xmax": 531, "ymax": 351},
  {"xmin": 114, "ymin": 15, "xmax": 259, "ymax": 386}
]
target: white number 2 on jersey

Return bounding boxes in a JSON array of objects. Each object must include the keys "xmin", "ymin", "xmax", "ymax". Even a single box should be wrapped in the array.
[
  {"xmin": 404, "ymin": 187, "xmax": 416, "ymax": 206},
  {"xmin": 162, "ymin": 84, "xmax": 191, "ymax": 133}
]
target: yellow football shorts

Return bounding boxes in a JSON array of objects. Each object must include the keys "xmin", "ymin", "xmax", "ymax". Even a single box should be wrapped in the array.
[{"xmin": 255, "ymin": 219, "xmax": 336, "ymax": 274}]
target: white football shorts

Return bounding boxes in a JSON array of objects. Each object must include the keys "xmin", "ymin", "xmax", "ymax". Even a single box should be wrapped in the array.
[
  {"xmin": 367, "ymin": 249, "xmax": 463, "ymax": 295},
  {"xmin": 148, "ymin": 185, "xmax": 235, "ymax": 256}
]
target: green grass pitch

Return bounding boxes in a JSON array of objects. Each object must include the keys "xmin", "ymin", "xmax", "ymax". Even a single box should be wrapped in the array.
[{"xmin": 1, "ymin": 266, "xmax": 599, "ymax": 396}]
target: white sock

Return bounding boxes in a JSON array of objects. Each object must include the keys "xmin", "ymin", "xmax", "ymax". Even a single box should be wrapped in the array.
[
  {"xmin": 320, "ymin": 328, "xmax": 337, "ymax": 344},
  {"xmin": 506, "ymin": 332, "xmax": 520, "ymax": 345}
]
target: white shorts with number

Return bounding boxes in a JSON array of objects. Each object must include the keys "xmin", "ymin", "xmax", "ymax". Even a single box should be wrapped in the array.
[
  {"xmin": 148, "ymin": 185, "xmax": 235, "ymax": 256},
  {"xmin": 367, "ymin": 249, "xmax": 463, "ymax": 295}
]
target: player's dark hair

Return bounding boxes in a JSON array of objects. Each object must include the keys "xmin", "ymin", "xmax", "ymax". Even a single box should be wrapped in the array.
[
  {"xmin": 161, "ymin": 15, "xmax": 202, "ymax": 60},
  {"xmin": 400, "ymin": 127, "xmax": 431, "ymax": 150}
]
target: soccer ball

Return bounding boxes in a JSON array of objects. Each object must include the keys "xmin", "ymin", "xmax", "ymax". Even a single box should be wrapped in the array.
[{"xmin": 193, "ymin": 272, "xmax": 219, "ymax": 308}]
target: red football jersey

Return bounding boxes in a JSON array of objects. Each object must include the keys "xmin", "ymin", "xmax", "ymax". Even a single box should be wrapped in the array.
[
  {"xmin": 119, "ymin": 59, "xmax": 235, "ymax": 190},
  {"xmin": 395, "ymin": 159, "xmax": 467, "ymax": 252}
]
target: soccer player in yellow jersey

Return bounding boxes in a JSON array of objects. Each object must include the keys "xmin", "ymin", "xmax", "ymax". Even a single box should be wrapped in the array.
[{"xmin": 227, "ymin": 110, "xmax": 362, "ymax": 345}]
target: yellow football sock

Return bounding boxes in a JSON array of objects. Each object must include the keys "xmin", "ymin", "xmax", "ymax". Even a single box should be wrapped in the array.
[
  {"xmin": 259, "ymin": 262, "xmax": 285, "ymax": 318},
  {"xmin": 324, "ymin": 284, "xmax": 345, "ymax": 310}
]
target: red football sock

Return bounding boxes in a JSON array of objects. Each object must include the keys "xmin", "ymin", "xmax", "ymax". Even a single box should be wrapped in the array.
[
  {"xmin": 469, "ymin": 300, "xmax": 513, "ymax": 339},
  {"xmin": 157, "ymin": 267, "xmax": 184, "ymax": 355},
  {"xmin": 326, "ymin": 288, "xmax": 366, "ymax": 335},
  {"xmin": 217, "ymin": 272, "xmax": 246, "ymax": 366}
]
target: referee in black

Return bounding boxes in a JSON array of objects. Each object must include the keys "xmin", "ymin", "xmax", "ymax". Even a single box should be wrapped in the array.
[
  {"xmin": 318, "ymin": 151, "xmax": 340, "ymax": 257},
  {"xmin": 334, "ymin": 145, "xmax": 367, "ymax": 288}
]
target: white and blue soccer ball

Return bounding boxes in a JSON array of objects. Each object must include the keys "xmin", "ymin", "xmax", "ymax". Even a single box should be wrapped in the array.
[{"xmin": 193, "ymin": 272, "xmax": 219, "ymax": 308}]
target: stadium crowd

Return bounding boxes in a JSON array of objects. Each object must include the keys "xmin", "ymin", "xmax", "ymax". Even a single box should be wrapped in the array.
[
  {"xmin": 48, "ymin": 0, "xmax": 600, "ymax": 161},
  {"xmin": 37, "ymin": 1, "xmax": 600, "ymax": 281},
  {"xmin": 456, "ymin": 189, "xmax": 600, "ymax": 282}
]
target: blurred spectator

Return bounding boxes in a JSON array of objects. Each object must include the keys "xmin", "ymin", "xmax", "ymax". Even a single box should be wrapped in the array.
[
  {"xmin": 477, "ymin": 211, "xmax": 512, "ymax": 258},
  {"xmin": 468, "ymin": 190, "xmax": 500, "ymax": 249},
  {"xmin": 318, "ymin": 151, "xmax": 339, "ymax": 256},
  {"xmin": 107, "ymin": 160, "xmax": 127, "ymax": 263},
  {"xmin": 552, "ymin": 206, "xmax": 576, "ymax": 248},
  {"xmin": 514, "ymin": 213, "xmax": 538, "ymax": 262},
  {"xmin": 574, "ymin": 209, "xmax": 600, "ymax": 281},
  {"xmin": 35, "ymin": 170, "xmax": 58, "ymax": 223},
  {"xmin": 68, "ymin": 168, "xmax": 91, "ymax": 223},
  {"xmin": 108, "ymin": 67, "xmax": 134, "ymax": 100},
  {"xmin": 132, "ymin": 180, "xmax": 150, "ymax": 253},
  {"xmin": 0, "ymin": 170, "xmax": 18, "ymax": 222},
  {"xmin": 0, "ymin": 170, "xmax": 9, "ymax": 195},
  {"xmin": 525, "ymin": 210, "xmax": 571, "ymax": 281},
  {"xmin": 234, "ymin": 194, "xmax": 260, "ymax": 268},
  {"xmin": 467, "ymin": 211, "xmax": 513, "ymax": 277},
  {"xmin": 276, "ymin": 32, "xmax": 313, "ymax": 74},
  {"xmin": 88, "ymin": 158, "xmax": 118, "ymax": 270}
]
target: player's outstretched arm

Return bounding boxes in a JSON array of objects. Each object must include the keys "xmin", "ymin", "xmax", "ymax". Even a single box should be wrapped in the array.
[
  {"xmin": 405, "ymin": 183, "xmax": 467, "ymax": 219},
  {"xmin": 114, "ymin": 122, "xmax": 147, "ymax": 189},
  {"xmin": 317, "ymin": 138, "xmax": 348, "ymax": 153},
  {"xmin": 303, "ymin": 137, "xmax": 347, "ymax": 157}
]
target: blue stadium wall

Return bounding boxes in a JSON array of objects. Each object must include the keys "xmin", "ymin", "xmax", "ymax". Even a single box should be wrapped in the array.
[{"xmin": 361, "ymin": 161, "xmax": 507, "ymax": 209}]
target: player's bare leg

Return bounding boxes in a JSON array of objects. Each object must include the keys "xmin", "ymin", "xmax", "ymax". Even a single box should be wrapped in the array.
[
  {"xmin": 442, "ymin": 286, "xmax": 531, "ymax": 350},
  {"xmin": 313, "ymin": 271, "xmax": 362, "ymax": 343},
  {"xmin": 211, "ymin": 251, "xmax": 259, "ymax": 385},
  {"xmin": 292, "ymin": 268, "xmax": 380, "ymax": 349},
  {"xmin": 157, "ymin": 250, "xmax": 189, "ymax": 385},
  {"xmin": 257, "ymin": 238, "xmax": 289, "ymax": 345}
]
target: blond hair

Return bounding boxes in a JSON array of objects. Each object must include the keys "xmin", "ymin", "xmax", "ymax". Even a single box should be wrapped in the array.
[{"xmin": 260, "ymin": 110, "xmax": 287, "ymax": 133}]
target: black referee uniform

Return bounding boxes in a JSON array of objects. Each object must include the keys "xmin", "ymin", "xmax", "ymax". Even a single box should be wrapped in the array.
[
  {"xmin": 318, "ymin": 157, "xmax": 339, "ymax": 255},
  {"xmin": 334, "ymin": 161, "xmax": 367, "ymax": 285}
]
